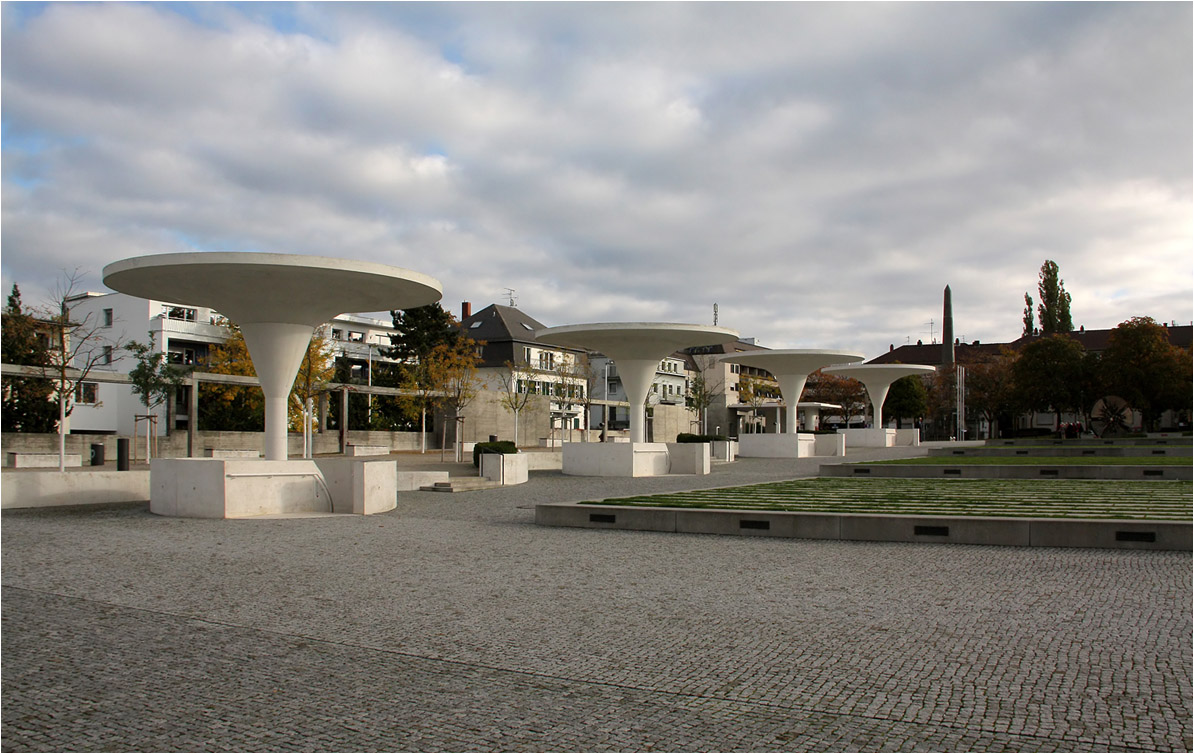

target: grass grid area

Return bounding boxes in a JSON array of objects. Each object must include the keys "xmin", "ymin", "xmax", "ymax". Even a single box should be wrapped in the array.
[{"xmin": 591, "ymin": 479, "xmax": 1193, "ymax": 521}]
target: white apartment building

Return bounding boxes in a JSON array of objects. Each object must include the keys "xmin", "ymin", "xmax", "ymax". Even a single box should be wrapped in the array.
[
  {"xmin": 589, "ymin": 353, "xmax": 689, "ymax": 431},
  {"xmin": 66, "ymin": 291, "xmax": 400, "ymax": 437}
]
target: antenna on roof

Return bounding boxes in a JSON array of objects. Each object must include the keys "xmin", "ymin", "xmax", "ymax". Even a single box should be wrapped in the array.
[
  {"xmin": 922, "ymin": 318, "xmax": 936, "ymax": 345},
  {"xmin": 713, "ymin": 303, "xmax": 718, "ymax": 326},
  {"xmin": 504, "ymin": 288, "xmax": 517, "ymax": 307}
]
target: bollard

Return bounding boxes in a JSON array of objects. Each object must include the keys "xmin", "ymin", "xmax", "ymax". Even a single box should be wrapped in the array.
[
  {"xmin": 90, "ymin": 443, "xmax": 105, "ymax": 467},
  {"xmin": 117, "ymin": 438, "xmax": 130, "ymax": 471}
]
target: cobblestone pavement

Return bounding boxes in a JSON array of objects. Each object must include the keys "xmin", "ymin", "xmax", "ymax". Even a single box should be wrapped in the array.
[{"xmin": 3, "ymin": 452, "xmax": 1191, "ymax": 752}]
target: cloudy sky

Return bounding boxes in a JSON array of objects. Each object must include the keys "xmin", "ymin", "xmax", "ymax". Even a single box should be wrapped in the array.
[{"xmin": 3, "ymin": 2, "xmax": 1191, "ymax": 358}]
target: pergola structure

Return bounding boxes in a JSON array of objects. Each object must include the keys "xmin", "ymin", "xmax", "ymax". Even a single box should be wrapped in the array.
[
  {"xmin": 103, "ymin": 252, "xmax": 442, "ymax": 517},
  {"xmin": 535, "ymin": 323, "xmax": 739, "ymax": 476},
  {"xmin": 823, "ymin": 363, "xmax": 937, "ymax": 448}
]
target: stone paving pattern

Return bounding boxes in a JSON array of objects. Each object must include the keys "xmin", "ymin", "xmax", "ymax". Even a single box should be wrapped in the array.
[{"xmin": 3, "ymin": 451, "xmax": 1191, "ymax": 752}]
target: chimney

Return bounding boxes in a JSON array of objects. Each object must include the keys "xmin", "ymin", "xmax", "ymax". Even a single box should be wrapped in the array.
[{"xmin": 462, "ymin": 301, "xmax": 472, "ymax": 320}]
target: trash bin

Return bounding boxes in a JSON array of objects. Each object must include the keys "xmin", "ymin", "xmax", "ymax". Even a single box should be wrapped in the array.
[
  {"xmin": 489, "ymin": 435, "xmax": 498, "ymax": 443},
  {"xmin": 90, "ymin": 442, "xmax": 105, "ymax": 467},
  {"xmin": 117, "ymin": 438, "xmax": 130, "ymax": 471}
]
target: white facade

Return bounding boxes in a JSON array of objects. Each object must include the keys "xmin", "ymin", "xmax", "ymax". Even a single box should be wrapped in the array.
[
  {"xmin": 66, "ymin": 291, "xmax": 402, "ymax": 437},
  {"xmin": 590, "ymin": 354, "xmax": 689, "ymax": 430}
]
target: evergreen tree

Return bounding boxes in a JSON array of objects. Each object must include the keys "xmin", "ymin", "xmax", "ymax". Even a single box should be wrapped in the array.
[
  {"xmin": 1, "ymin": 284, "xmax": 57, "ymax": 432},
  {"xmin": 1036, "ymin": 260, "xmax": 1073, "ymax": 334},
  {"xmin": 384, "ymin": 304, "xmax": 462, "ymax": 366},
  {"xmin": 1022, "ymin": 293, "xmax": 1035, "ymax": 336}
]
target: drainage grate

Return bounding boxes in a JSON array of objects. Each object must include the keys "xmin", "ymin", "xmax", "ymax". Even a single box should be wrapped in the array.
[
  {"xmin": 943, "ymin": 469, "xmax": 962, "ymax": 475},
  {"xmin": 1143, "ymin": 470, "xmax": 1164, "ymax": 477},
  {"xmin": 1040, "ymin": 469, "xmax": 1059, "ymax": 477},
  {"xmin": 1015, "ymin": 450, "xmax": 1028, "ymax": 456},
  {"xmin": 1152, "ymin": 450, "xmax": 1166, "ymax": 455},
  {"xmin": 1116, "ymin": 530, "xmax": 1157, "ymax": 543},
  {"xmin": 915, "ymin": 525, "xmax": 950, "ymax": 537},
  {"xmin": 1082, "ymin": 450, "xmax": 1095, "ymax": 456},
  {"xmin": 739, "ymin": 520, "xmax": 771, "ymax": 530},
  {"xmin": 853, "ymin": 468, "xmax": 871, "ymax": 474},
  {"xmin": 589, "ymin": 513, "xmax": 617, "ymax": 524}
]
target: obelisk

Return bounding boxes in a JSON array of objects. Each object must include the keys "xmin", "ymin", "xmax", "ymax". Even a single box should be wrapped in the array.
[{"xmin": 943, "ymin": 285, "xmax": 955, "ymax": 365}]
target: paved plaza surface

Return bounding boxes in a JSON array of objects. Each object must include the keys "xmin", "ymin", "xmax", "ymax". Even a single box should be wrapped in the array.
[{"xmin": 2, "ymin": 449, "xmax": 1191, "ymax": 752}]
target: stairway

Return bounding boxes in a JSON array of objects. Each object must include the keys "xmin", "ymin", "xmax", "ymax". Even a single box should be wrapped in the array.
[{"xmin": 419, "ymin": 477, "xmax": 504, "ymax": 493}]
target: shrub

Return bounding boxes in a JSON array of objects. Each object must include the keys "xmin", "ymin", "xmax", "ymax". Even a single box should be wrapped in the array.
[
  {"xmin": 675, "ymin": 433, "xmax": 729, "ymax": 443},
  {"xmin": 473, "ymin": 441, "xmax": 518, "ymax": 468}
]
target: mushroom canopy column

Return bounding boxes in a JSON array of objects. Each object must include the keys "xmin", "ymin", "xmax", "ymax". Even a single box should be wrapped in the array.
[
  {"xmin": 104, "ymin": 252, "xmax": 442, "ymax": 461},
  {"xmin": 719, "ymin": 350, "xmax": 865, "ymax": 433},
  {"xmin": 821, "ymin": 363, "xmax": 937, "ymax": 428},
  {"xmin": 535, "ymin": 323, "xmax": 739, "ymax": 444}
]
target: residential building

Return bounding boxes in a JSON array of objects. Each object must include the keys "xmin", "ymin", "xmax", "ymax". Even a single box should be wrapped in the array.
[{"xmin": 588, "ymin": 353, "xmax": 689, "ymax": 432}]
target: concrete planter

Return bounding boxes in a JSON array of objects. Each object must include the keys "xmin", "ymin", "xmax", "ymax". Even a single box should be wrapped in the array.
[{"xmin": 481, "ymin": 452, "xmax": 529, "ymax": 485}]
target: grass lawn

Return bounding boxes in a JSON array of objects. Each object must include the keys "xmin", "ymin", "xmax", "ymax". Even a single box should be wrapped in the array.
[
  {"xmin": 590, "ymin": 478, "xmax": 1193, "ymax": 521},
  {"xmin": 877, "ymin": 456, "xmax": 1191, "ymax": 466}
]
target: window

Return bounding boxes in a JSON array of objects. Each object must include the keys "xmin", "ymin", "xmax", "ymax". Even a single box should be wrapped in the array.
[
  {"xmin": 538, "ymin": 352, "xmax": 555, "ymax": 371},
  {"xmin": 470, "ymin": 321, "xmax": 483, "ymax": 329},
  {"xmin": 102, "ymin": 346, "xmax": 113, "ymax": 365},
  {"xmin": 103, "ymin": 309, "xmax": 113, "ymax": 327},
  {"xmin": 348, "ymin": 331, "xmax": 365, "ymax": 342},
  {"xmin": 75, "ymin": 382, "xmax": 99, "ymax": 404},
  {"xmin": 331, "ymin": 329, "xmax": 344, "ymax": 340},
  {"xmin": 165, "ymin": 306, "xmax": 197, "ymax": 322},
  {"xmin": 523, "ymin": 347, "xmax": 532, "ymax": 363}
]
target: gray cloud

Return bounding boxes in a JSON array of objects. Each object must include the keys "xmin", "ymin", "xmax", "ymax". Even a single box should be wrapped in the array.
[{"xmin": 3, "ymin": 2, "xmax": 1190, "ymax": 357}]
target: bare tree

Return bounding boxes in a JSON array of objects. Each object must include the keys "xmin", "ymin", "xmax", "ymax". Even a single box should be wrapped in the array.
[
  {"xmin": 686, "ymin": 354, "xmax": 724, "ymax": 435},
  {"xmin": 552, "ymin": 350, "xmax": 596, "ymax": 442},
  {"xmin": 40, "ymin": 270, "xmax": 125, "ymax": 470},
  {"xmin": 495, "ymin": 360, "xmax": 533, "ymax": 447}
]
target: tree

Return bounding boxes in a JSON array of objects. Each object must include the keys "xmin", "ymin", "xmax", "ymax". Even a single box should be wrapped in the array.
[
  {"xmin": 1012, "ymin": 335, "xmax": 1087, "ymax": 431},
  {"xmin": 737, "ymin": 374, "xmax": 771, "ymax": 433},
  {"xmin": 883, "ymin": 375, "xmax": 928, "ymax": 429},
  {"xmin": 42, "ymin": 271, "xmax": 125, "ymax": 470},
  {"xmin": 1022, "ymin": 293, "xmax": 1035, "ymax": 336},
  {"xmin": 1, "ymin": 284, "xmax": 58, "ymax": 433},
  {"xmin": 554, "ymin": 351, "xmax": 599, "ymax": 442},
  {"xmin": 686, "ymin": 354, "xmax": 723, "ymax": 435},
  {"xmin": 964, "ymin": 350, "xmax": 1019, "ymax": 439},
  {"xmin": 495, "ymin": 361, "xmax": 534, "ymax": 447},
  {"xmin": 384, "ymin": 304, "xmax": 462, "ymax": 370},
  {"xmin": 1036, "ymin": 260, "xmax": 1073, "ymax": 334},
  {"xmin": 125, "ymin": 332, "xmax": 186, "ymax": 460},
  {"xmin": 435, "ymin": 338, "xmax": 482, "ymax": 458},
  {"xmin": 289, "ymin": 326, "xmax": 336, "ymax": 457},
  {"xmin": 1098, "ymin": 317, "xmax": 1192, "ymax": 431},
  {"xmin": 199, "ymin": 319, "xmax": 265, "ymax": 432},
  {"xmin": 807, "ymin": 370, "xmax": 868, "ymax": 428}
]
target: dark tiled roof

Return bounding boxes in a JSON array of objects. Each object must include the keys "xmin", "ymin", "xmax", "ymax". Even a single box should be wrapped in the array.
[
  {"xmin": 868, "ymin": 324, "xmax": 1193, "ymax": 366},
  {"xmin": 459, "ymin": 303, "xmax": 547, "ymax": 345}
]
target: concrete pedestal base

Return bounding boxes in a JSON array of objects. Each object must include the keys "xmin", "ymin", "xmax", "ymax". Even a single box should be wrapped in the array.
[
  {"xmin": 481, "ymin": 453, "xmax": 529, "ymax": 485},
  {"xmin": 150, "ymin": 458, "xmax": 398, "ymax": 518},
  {"xmin": 737, "ymin": 433, "xmax": 815, "ymax": 458},
  {"xmin": 838, "ymin": 428, "xmax": 897, "ymax": 448},
  {"xmin": 562, "ymin": 442, "xmax": 671, "ymax": 477}
]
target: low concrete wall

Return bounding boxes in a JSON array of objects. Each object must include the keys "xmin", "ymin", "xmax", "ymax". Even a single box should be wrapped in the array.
[
  {"xmin": 711, "ymin": 440, "xmax": 737, "ymax": 462},
  {"xmin": 931, "ymin": 446, "xmax": 1193, "ymax": 458},
  {"xmin": 1, "ymin": 470, "xmax": 150, "ymax": 509},
  {"xmin": 823, "ymin": 464, "xmax": 1192, "ymax": 480},
  {"xmin": 481, "ymin": 453, "xmax": 529, "ymax": 485},
  {"xmin": 150, "ymin": 459, "xmax": 332, "ymax": 518},
  {"xmin": 737, "ymin": 433, "xmax": 812, "ymax": 458},
  {"xmin": 204, "ymin": 449, "xmax": 259, "ymax": 458},
  {"xmin": 562, "ymin": 442, "xmax": 670, "ymax": 477},
  {"xmin": 525, "ymin": 452, "xmax": 563, "ymax": 471},
  {"xmin": 665, "ymin": 443, "xmax": 711, "ymax": 475},
  {"xmin": 814, "ymin": 433, "xmax": 846, "ymax": 457},
  {"xmin": 893, "ymin": 429, "xmax": 921, "ymax": 447},
  {"xmin": 396, "ymin": 470, "xmax": 450, "ymax": 491},
  {"xmin": 7, "ymin": 452, "xmax": 82, "ymax": 468},
  {"xmin": 345, "ymin": 444, "xmax": 389, "ymax": 457},
  {"xmin": 314, "ymin": 458, "xmax": 397, "ymax": 515},
  {"xmin": 534, "ymin": 504, "xmax": 1192, "ymax": 551},
  {"xmin": 838, "ymin": 428, "xmax": 896, "ymax": 448}
]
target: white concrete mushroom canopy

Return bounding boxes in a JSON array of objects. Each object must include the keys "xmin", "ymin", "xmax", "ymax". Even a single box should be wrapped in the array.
[
  {"xmin": 719, "ymin": 350, "xmax": 864, "ymax": 433},
  {"xmin": 822, "ymin": 363, "xmax": 937, "ymax": 429},
  {"xmin": 103, "ymin": 252, "xmax": 442, "ymax": 461},
  {"xmin": 535, "ymin": 323, "xmax": 739, "ymax": 444}
]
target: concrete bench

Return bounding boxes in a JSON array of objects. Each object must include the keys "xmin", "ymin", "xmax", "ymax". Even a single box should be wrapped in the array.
[
  {"xmin": 203, "ymin": 448, "xmax": 260, "ymax": 458},
  {"xmin": 7, "ymin": 452, "xmax": 82, "ymax": 468},
  {"xmin": 346, "ymin": 444, "xmax": 390, "ymax": 457}
]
